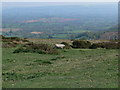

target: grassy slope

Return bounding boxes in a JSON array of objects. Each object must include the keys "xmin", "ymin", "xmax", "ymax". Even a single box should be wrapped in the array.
[{"xmin": 2, "ymin": 47, "xmax": 118, "ymax": 88}]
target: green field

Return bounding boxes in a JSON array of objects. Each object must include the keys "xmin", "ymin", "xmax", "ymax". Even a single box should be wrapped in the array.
[{"xmin": 2, "ymin": 47, "xmax": 118, "ymax": 88}]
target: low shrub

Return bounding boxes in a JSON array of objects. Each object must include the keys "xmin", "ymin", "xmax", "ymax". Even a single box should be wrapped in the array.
[
  {"xmin": 89, "ymin": 41, "xmax": 119, "ymax": 49},
  {"xmin": 2, "ymin": 42, "xmax": 17, "ymax": 48},
  {"xmin": 13, "ymin": 43, "xmax": 59, "ymax": 54},
  {"xmin": 61, "ymin": 42, "xmax": 71, "ymax": 49},
  {"xmin": 20, "ymin": 39, "xmax": 29, "ymax": 42},
  {"xmin": 2, "ymin": 36, "xmax": 30, "ymax": 48},
  {"xmin": 89, "ymin": 44, "xmax": 98, "ymax": 49},
  {"xmin": 103, "ymin": 42, "xmax": 118, "ymax": 49},
  {"xmin": 2, "ymin": 37, "xmax": 20, "ymax": 42},
  {"xmin": 72, "ymin": 40, "xmax": 91, "ymax": 48}
]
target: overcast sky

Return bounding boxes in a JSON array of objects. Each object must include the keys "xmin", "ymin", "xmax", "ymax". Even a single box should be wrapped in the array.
[
  {"xmin": 1, "ymin": 0, "xmax": 119, "ymax": 2},
  {"xmin": 2, "ymin": 2, "xmax": 118, "ymax": 9}
]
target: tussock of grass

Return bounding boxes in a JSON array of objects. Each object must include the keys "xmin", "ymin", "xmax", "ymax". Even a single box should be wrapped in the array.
[
  {"xmin": 41, "ymin": 61, "xmax": 52, "ymax": 64},
  {"xmin": 34, "ymin": 59, "xmax": 52, "ymax": 64},
  {"xmin": 2, "ymin": 72, "xmax": 46, "ymax": 81},
  {"xmin": 51, "ymin": 56, "xmax": 66, "ymax": 61}
]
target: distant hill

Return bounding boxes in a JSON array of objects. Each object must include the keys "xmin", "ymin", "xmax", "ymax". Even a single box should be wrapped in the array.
[
  {"xmin": 99, "ymin": 25, "xmax": 118, "ymax": 40},
  {"xmin": 2, "ymin": 3, "xmax": 118, "ymax": 39}
]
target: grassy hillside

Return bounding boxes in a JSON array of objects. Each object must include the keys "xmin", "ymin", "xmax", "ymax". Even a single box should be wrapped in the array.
[{"xmin": 2, "ymin": 38, "xmax": 118, "ymax": 88}]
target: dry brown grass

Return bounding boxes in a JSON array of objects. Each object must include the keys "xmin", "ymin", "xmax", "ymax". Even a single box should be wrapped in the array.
[
  {"xmin": 27, "ymin": 38, "xmax": 72, "ymax": 46},
  {"xmin": 88, "ymin": 40, "xmax": 112, "ymax": 44}
]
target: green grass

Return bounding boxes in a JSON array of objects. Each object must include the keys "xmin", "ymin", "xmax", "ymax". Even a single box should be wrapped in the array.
[{"xmin": 2, "ymin": 48, "xmax": 118, "ymax": 88}]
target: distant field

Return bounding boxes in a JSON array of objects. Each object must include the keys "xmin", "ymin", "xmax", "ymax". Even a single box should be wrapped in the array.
[
  {"xmin": 22, "ymin": 17, "xmax": 79, "ymax": 23},
  {"xmin": 0, "ymin": 28, "xmax": 22, "ymax": 32},
  {"xmin": 67, "ymin": 30, "xmax": 90, "ymax": 33},
  {"xmin": 2, "ymin": 47, "xmax": 118, "ymax": 88}
]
